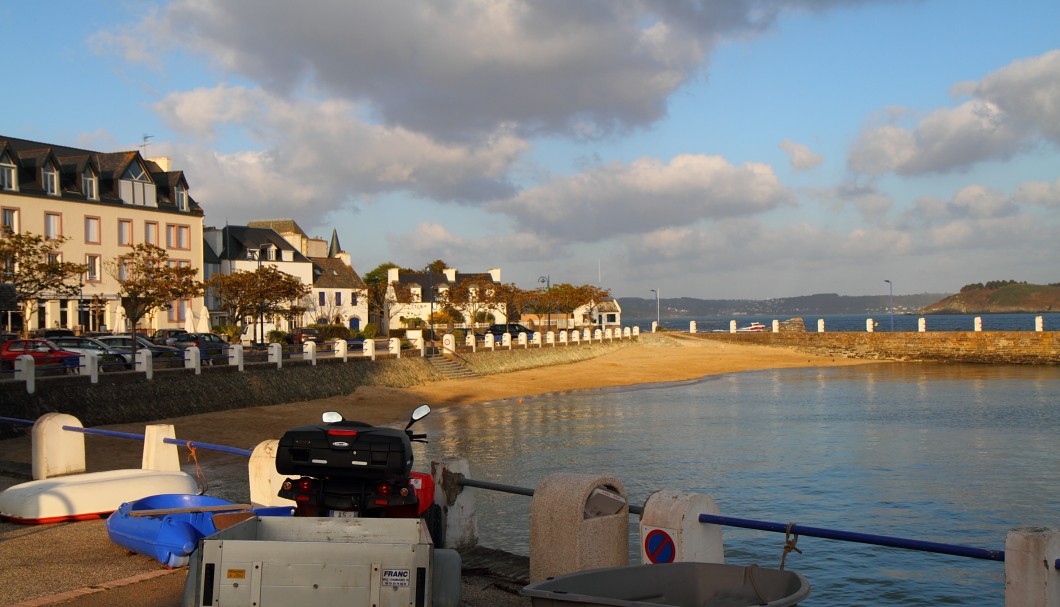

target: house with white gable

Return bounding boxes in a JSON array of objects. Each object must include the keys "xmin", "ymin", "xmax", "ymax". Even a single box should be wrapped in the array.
[{"xmin": 384, "ymin": 266, "xmax": 506, "ymax": 331}]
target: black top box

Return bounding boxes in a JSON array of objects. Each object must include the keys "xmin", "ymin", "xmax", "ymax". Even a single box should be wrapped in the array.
[{"xmin": 275, "ymin": 421, "xmax": 414, "ymax": 481}]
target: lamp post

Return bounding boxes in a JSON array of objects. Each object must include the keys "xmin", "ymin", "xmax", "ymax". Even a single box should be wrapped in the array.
[
  {"xmin": 247, "ymin": 248, "xmax": 264, "ymax": 345},
  {"xmin": 538, "ymin": 275, "xmax": 550, "ymax": 330},
  {"xmin": 884, "ymin": 279, "xmax": 894, "ymax": 332},
  {"xmin": 428, "ymin": 269, "xmax": 434, "ymax": 356},
  {"xmin": 650, "ymin": 288, "xmax": 660, "ymax": 328}
]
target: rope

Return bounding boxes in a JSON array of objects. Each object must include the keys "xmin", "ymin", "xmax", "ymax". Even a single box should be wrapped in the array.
[
  {"xmin": 743, "ymin": 564, "xmax": 769, "ymax": 605},
  {"xmin": 779, "ymin": 522, "xmax": 803, "ymax": 570},
  {"xmin": 184, "ymin": 441, "xmax": 208, "ymax": 493}
]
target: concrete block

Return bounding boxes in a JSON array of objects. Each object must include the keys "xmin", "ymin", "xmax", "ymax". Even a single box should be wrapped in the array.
[
  {"xmin": 248, "ymin": 439, "xmax": 296, "ymax": 508},
  {"xmin": 639, "ymin": 490, "xmax": 725, "ymax": 565},
  {"xmin": 530, "ymin": 473, "xmax": 628, "ymax": 581},
  {"xmin": 1005, "ymin": 526, "xmax": 1060, "ymax": 607},
  {"xmin": 32, "ymin": 413, "xmax": 85, "ymax": 480}
]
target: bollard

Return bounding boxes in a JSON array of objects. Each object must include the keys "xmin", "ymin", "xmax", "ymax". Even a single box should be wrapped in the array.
[
  {"xmin": 771, "ymin": 319, "xmax": 780, "ymax": 332},
  {"xmin": 818, "ymin": 318, "xmax": 825, "ymax": 333},
  {"xmin": 1004, "ymin": 526, "xmax": 1060, "ymax": 607},
  {"xmin": 529, "ymin": 473, "xmax": 629, "ymax": 581},
  {"xmin": 142, "ymin": 424, "xmax": 182, "ymax": 472},
  {"xmin": 559, "ymin": 330, "xmax": 568, "ymax": 346},
  {"xmin": 303, "ymin": 340, "xmax": 317, "ymax": 365},
  {"xmin": 138, "ymin": 348, "xmax": 153, "ymax": 379},
  {"xmin": 533, "ymin": 331, "xmax": 542, "ymax": 347},
  {"xmin": 866, "ymin": 318, "xmax": 875, "ymax": 332},
  {"xmin": 80, "ymin": 351, "xmax": 100, "ymax": 384},
  {"xmin": 690, "ymin": 320, "xmax": 697, "ymax": 333},
  {"xmin": 729, "ymin": 320, "xmax": 737, "ymax": 333},
  {"xmin": 15, "ymin": 355, "xmax": 35, "ymax": 394},
  {"xmin": 442, "ymin": 333, "xmax": 457, "ymax": 355},
  {"xmin": 1036, "ymin": 316, "xmax": 1044, "ymax": 332},
  {"xmin": 431, "ymin": 458, "xmax": 479, "ymax": 550},
  {"xmin": 228, "ymin": 344, "xmax": 245, "ymax": 370},
  {"xmin": 268, "ymin": 342, "xmax": 283, "ymax": 368},
  {"xmin": 975, "ymin": 316, "xmax": 983, "ymax": 332},
  {"xmin": 517, "ymin": 332, "xmax": 529, "ymax": 349},
  {"xmin": 632, "ymin": 326, "xmax": 640, "ymax": 338},
  {"xmin": 639, "ymin": 490, "xmax": 725, "ymax": 565},
  {"xmin": 185, "ymin": 346, "xmax": 202, "ymax": 375},
  {"xmin": 364, "ymin": 337, "xmax": 376, "ymax": 361},
  {"xmin": 465, "ymin": 332, "xmax": 476, "ymax": 352},
  {"xmin": 248, "ymin": 440, "xmax": 296, "ymax": 508},
  {"xmin": 389, "ymin": 337, "xmax": 402, "ymax": 358},
  {"xmin": 32, "ymin": 413, "xmax": 86, "ymax": 480},
  {"xmin": 546, "ymin": 331, "xmax": 556, "ymax": 347},
  {"xmin": 652, "ymin": 321, "xmax": 658, "ymax": 333},
  {"xmin": 919, "ymin": 317, "xmax": 927, "ymax": 333},
  {"xmin": 502, "ymin": 333, "xmax": 512, "ymax": 350}
]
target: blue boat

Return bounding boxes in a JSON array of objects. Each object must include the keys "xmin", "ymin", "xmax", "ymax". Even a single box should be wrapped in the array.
[{"xmin": 106, "ymin": 494, "xmax": 292, "ymax": 567}]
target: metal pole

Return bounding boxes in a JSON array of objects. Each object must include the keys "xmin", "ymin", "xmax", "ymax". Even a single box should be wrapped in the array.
[
  {"xmin": 539, "ymin": 275, "xmax": 550, "ymax": 330},
  {"xmin": 885, "ymin": 279, "xmax": 894, "ymax": 332},
  {"xmin": 650, "ymin": 289, "xmax": 660, "ymax": 327},
  {"xmin": 429, "ymin": 270, "xmax": 434, "ymax": 356}
]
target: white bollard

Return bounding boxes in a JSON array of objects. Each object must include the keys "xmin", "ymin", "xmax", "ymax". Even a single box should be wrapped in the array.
[
  {"xmin": 546, "ymin": 331, "xmax": 556, "ymax": 347},
  {"xmin": 689, "ymin": 321, "xmax": 697, "ymax": 333},
  {"xmin": 268, "ymin": 342, "xmax": 283, "ymax": 367},
  {"xmin": 532, "ymin": 331, "xmax": 542, "ymax": 348},
  {"xmin": 632, "ymin": 326, "xmax": 640, "ymax": 338},
  {"xmin": 138, "ymin": 348, "xmax": 154, "ymax": 379},
  {"xmin": 517, "ymin": 332, "xmax": 528, "ymax": 349},
  {"xmin": 975, "ymin": 316, "xmax": 983, "ymax": 332},
  {"xmin": 571, "ymin": 330, "xmax": 581, "ymax": 345},
  {"xmin": 771, "ymin": 319, "xmax": 780, "ymax": 332},
  {"xmin": 817, "ymin": 319, "xmax": 825, "ymax": 333},
  {"xmin": 184, "ymin": 346, "xmax": 202, "ymax": 375},
  {"xmin": 640, "ymin": 490, "xmax": 725, "ymax": 565},
  {"xmin": 559, "ymin": 331, "xmax": 568, "ymax": 346},
  {"xmin": 651, "ymin": 321, "xmax": 658, "ymax": 333},
  {"xmin": 15, "ymin": 354, "xmax": 35, "ymax": 394},
  {"xmin": 332, "ymin": 339, "xmax": 347, "ymax": 362},
  {"xmin": 142, "ymin": 424, "xmax": 182, "ymax": 472},
  {"xmin": 1004, "ymin": 526, "xmax": 1060, "ymax": 607},
  {"xmin": 431, "ymin": 458, "xmax": 479, "ymax": 550},
  {"xmin": 729, "ymin": 320, "xmax": 737, "ymax": 333},
  {"xmin": 919, "ymin": 317, "xmax": 927, "ymax": 333},
  {"xmin": 303, "ymin": 340, "xmax": 317, "ymax": 365},
  {"xmin": 465, "ymin": 332, "xmax": 476, "ymax": 352},
  {"xmin": 248, "ymin": 440, "xmax": 296, "ymax": 508},
  {"xmin": 228, "ymin": 343, "xmax": 245, "ymax": 370},
  {"xmin": 442, "ymin": 334, "xmax": 456, "ymax": 355},
  {"xmin": 866, "ymin": 318, "xmax": 875, "ymax": 333},
  {"xmin": 584, "ymin": 329, "xmax": 592, "ymax": 343},
  {"xmin": 1036, "ymin": 316, "xmax": 1044, "ymax": 332},
  {"xmin": 389, "ymin": 337, "xmax": 402, "ymax": 358},
  {"xmin": 80, "ymin": 351, "xmax": 99, "ymax": 384},
  {"xmin": 32, "ymin": 413, "xmax": 86, "ymax": 479},
  {"xmin": 364, "ymin": 338, "xmax": 376, "ymax": 361},
  {"xmin": 485, "ymin": 333, "xmax": 495, "ymax": 350},
  {"xmin": 502, "ymin": 333, "xmax": 512, "ymax": 350}
]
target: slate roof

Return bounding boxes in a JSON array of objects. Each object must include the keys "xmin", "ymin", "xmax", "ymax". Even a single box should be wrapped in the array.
[
  {"xmin": 212, "ymin": 225, "xmax": 310, "ymax": 263},
  {"xmin": 396, "ymin": 271, "xmax": 499, "ymax": 303},
  {"xmin": 0, "ymin": 135, "xmax": 203, "ymax": 216},
  {"xmin": 311, "ymin": 257, "xmax": 365, "ymax": 289},
  {"xmin": 247, "ymin": 219, "xmax": 307, "ymax": 237}
]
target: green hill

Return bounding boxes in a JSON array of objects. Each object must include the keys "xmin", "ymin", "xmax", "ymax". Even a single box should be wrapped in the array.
[{"xmin": 919, "ymin": 281, "xmax": 1060, "ymax": 314}]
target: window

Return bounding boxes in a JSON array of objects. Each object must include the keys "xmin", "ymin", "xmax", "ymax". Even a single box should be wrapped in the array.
[
  {"xmin": 118, "ymin": 258, "xmax": 130, "ymax": 281},
  {"xmin": 86, "ymin": 255, "xmax": 101, "ymax": 281},
  {"xmin": 83, "ymin": 168, "xmax": 98, "ymax": 200},
  {"xmin": 47, "ymin": 252, "xmax": 61, "ymax": 264},
  {"xmin": 264, "ymin": 245, "xmax": 276, "ymax": 261},
  {"xmin": 43, "ymin": 162, "xmax": 59, "ymax": 195},
  {"xmin": 318, "ymin": 292, "xmax": 326, "ymax": 306},
  {"xmin": 1, "ymin": 254, "xmax": 14, "ymax": 280},
  {"xmin": 174, "ymin": 184, "xmax": 188, "ymax": 211},
  {"xmin": 166, "ymin": 224, "xmax": 190, "ymax": 249},
  {"xmin": 145, "ymin": 221, "xmax": 158, "ymax": 245},
  {"xmin": 84, "ymin": 216, "xmax": 101, "ymax": 244},
  {"xmin": 45, "ymin": 212, "xmax": 61, "ymax": 239},
  {"xmin": 119, "ymin": 161, "xmax": 156, "ymax": 206},
  {"xmin": 351, "ymin": 293, "xmax": 358, "ymax": 306},
  {"xmin": 335, "ymin": 291, "xmax": 343, "ymax": 306},
  {"xmin": 0, "ymin": 153, "xmax": 16, "ymax": 191},
  {"xmin": 1, "ymin": 208, "xmax": 18, "ymax": 233},
  {"xmin": 118, "ymin": 219, "xmax": 133, "ymax": 245}
]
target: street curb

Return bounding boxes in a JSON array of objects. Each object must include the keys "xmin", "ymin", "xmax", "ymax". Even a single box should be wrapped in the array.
[{"xmin": 9, "ymin": 568, "xmax": 182, "ymax": 607}]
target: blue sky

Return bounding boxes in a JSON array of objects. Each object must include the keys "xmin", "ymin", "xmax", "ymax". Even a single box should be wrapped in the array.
[{"xmin": 4, "ymin": 1, "xmax": 1058, "ymax": 300}]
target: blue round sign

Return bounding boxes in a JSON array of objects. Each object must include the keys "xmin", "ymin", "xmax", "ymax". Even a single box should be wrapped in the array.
[{"xmin": 644, "ymin": 529, "xmax": 676, "ymax": 564}]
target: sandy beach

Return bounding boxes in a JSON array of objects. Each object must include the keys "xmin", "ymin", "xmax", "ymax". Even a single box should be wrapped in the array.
[{"xmin": 0, "ymin": 333, "xmax": 873, "ymax": 606}]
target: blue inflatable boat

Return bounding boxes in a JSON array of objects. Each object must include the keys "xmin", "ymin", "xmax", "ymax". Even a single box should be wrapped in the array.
[{"xmin": 106, "ymin": 494, "xmax": 292, "ymax": 567}]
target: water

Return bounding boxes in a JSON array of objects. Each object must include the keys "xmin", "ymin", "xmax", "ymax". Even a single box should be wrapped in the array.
[
  {"xmin": 415, "ymin": 363, "xmax": 1060, "ymax": 605},
  {"xmin": 633, "ymin": 312, "xmax": 1060, "ymax": 333}
]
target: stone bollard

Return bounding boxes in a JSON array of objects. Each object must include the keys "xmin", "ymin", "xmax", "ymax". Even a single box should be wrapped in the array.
[
  {"xmin": 184, "ymin": 346, "xmax": 202, "ymax": 375},
  {"xmin": 32, "ymin": 413, "xmax": 86, "ymax": 480},
  {"xmin": 268, "ymin": 342, "xmax": 283, "ymax": 367},
  {"xmin": 1004, "ymin": 526, "xmax": 1060, "ymax": 607},
  {"xmin": 529, "ymin": 473, "xmax": 629, "ymax": 582},
  {"xmin": 771, "ymin": 319, "xmax": 780, "ymax": 332},
  {"xmin": 142, "ymin": 424, "xmax": 182, "ymax": 472},
  {"xmin": 303, "ymin": 340, "xmax": 317, "ymax": 365},
  {"xmin": 818, "ymin": 318, "xmax": 825, "ymax": 333},
  {"xmin": 866, "ymin": 318, "xmax": 875, "ymax": 332},
  {"xmin": 975, "ymin": 316, "xmax": 983, "ymax": 332},
  {"xmin": 332, "ymin": 339, "xmax": 347, "ymax": 362},
  {"xmin": 919, "ymin": 317, "xmax": 927, "ymax": 333},
  {"xmin": 364, "ymin": 337, "xmax": 376, "ymax": 360},
  {"xmin": 431, "ymin": 458, "xmax": 479, "ymax": 550},
  {"xmin": 14, "ymin": 355, "xmax": 35, "ymax": 394},
  {"xmin": 80, "ymin": 351, "xmax": 100, "ymax": 384},
  {"xmin": 690, "ymin": 320, "xmax": 697, "ymax": 333},
  {"xmin": 389, "ymin": 337, "xmax": 402, "ymax": 358},
  {"xmin": 229, "ymin": 344, "xmax": 245, "ymax": 370},
  {"xmin": 248, "ymin": 439, "xmax": 296, "ymax": 508},
  {"xmin": 138, "ymin": 348, "xmax": 154, "ymax": 379},
  {"xmin": 1036, "ymin": 316, "xmax": 1044, "ymax": 332},
  {"xmin": 652, "ymin": 321, "xmax": 658, "ymax": 333},
  {"xmin": 639, "ymin": 490, "xmax": 725, "ymax": 565}
]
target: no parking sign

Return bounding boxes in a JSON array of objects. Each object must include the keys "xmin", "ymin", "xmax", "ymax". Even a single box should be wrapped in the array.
[{"xmin": 642, "ymin": 527, "xmax": 676, "ymax": 564}]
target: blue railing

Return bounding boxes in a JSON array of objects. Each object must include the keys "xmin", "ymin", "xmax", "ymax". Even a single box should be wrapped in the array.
[{"xmin": 0, "ymin": 417, "xmax": 251, "ymax": 457}]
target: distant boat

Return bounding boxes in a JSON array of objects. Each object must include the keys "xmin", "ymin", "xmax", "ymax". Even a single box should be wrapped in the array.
[{"xmin": 737, "ymin": 322, "xmax": 768, "ymax": 332}]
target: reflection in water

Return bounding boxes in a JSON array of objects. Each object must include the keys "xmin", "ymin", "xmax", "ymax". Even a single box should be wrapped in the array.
[{"xmin": 417, "ymin": 363, "xmax": 1060, "ymax": 606}]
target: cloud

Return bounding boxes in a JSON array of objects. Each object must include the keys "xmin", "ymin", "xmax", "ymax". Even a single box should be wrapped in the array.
[
  {"xmin": 848, "ymin": 49, "xmax": 1060, "ymax": 175},
  {"xmin": 779, "ymin": 139, "xmax": 823, "ymax": 170},
  {"xmin": 152, "ymin": 85, "xmax": 528, "ymax": 220},
  {"xmin": 386, "ymin": 223, "xmax": 562, "ymax": 269},
  {"xmin": 491, "ymin": 154, "xmax": 794, "ymax": 242},
  {"xmin": 1012, "ymin": 178, "xmax": 1060, "ymax": 207}
]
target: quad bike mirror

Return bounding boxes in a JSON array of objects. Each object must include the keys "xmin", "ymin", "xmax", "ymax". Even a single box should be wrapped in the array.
[
  {"xmin": 322, "ymin": 411, "xmax": 344, "ymax": 424},
  {"xmin": 406, "ymin": 404, "xmax": 431, "ymax": 429}
]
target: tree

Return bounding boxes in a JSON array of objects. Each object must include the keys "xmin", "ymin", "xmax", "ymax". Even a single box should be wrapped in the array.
[
  {"xmin": 106, "ymin": 244, "xmax": 202, "ymax": 335},
  {"xmin": 0, "ymin": 228, "xmax": 88, "ymax": 337},
  {"xmin": 362, "ymin": 262, "xmax": 415, "ymax": 335},
  {"xmin": 206, "ymin": 270, "xmax": 260, "ymax": 337},
  {"xmin": 245, "ymin": 266, "xmax": 311, "ymax": 342},
  {"xmin": 441, "ymin": 275, "xmax": 502, "ymax": 328}
]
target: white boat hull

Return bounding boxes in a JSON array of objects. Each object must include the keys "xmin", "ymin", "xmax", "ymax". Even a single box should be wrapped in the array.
[{"xmin": 0, "ymin": 469, "xmax": 200, "ymax": 524}]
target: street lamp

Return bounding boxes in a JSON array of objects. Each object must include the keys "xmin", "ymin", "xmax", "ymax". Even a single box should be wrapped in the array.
[
  {"xmin": 247, "ymin": 248, "xmax": 264, "ymax": 345},
  {"xmin": 428, "ymin": 269, "xmax": 434, "ymax": 356},
  {"xmin": 884, "ymin": 279, "xmax": 894, "ymax": 332},
  {"xmin": 649, "ymin": 288, "xmax": 660, "ymax": 328},
  {"xmin": 538, "ymin": 275, "xmax": 550, "ymax": 330}
]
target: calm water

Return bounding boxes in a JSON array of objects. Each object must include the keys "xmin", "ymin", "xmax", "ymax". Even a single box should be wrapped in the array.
[
  {"xmin": 637, "ymin": 312, "xmax": 1060, "ymax": 333},
  {"xmin": 414, "ymin": 363, "xmax": 1060, "ymax": 606}
]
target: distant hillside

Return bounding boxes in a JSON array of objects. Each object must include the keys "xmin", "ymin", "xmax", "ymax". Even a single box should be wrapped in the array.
[
  {"xmin": 919, "ymin": 281, "xmax": 1060, "ymax": 314},
  {"xmin": 617, "ymin": 292, "xmax": 946, "ymax": 318}
]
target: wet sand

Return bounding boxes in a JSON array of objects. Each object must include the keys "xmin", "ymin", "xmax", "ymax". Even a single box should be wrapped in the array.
[{"xmin": 0, "ymin": 333, "xmax": 873, "ymax": 606}]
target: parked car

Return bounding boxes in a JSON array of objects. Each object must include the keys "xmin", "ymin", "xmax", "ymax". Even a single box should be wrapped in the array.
[
  {"xmin": 0, "ymin": 332, "xmax": 18, "ymax": 344},
  {"xmin": 0, "ymin": 339, "xmax": 80, "ymax": 372},
  {"xmin": 171, "ymin": 332, "xmax": 229, "ymax": 363},
  {"xmin": 482, "ymin": 323, "xmax": 535, "ymax": 339},
  {"xmin": 151, "ymin": 328, "xmax": 189, "ymax": 346},
  {"xmin": 48, "ymin": 336, "xmax": 132, "ymax": 370},
  {"xmin": 284, "ymin": 327, "xmax": 319, "ymax": 345},
  {"xmin": 94, "ymin": 335, "xmax": 184, "ymax": 365}
]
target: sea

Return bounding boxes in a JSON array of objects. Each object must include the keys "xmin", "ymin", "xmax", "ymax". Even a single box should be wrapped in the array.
[
  {"xmin": 634, "ymin": 312, "xmax": 1060, "ymax": 333},
  {"xmin": 412, "ymin": 336, "xmax": 1059, "ymax": 605}
]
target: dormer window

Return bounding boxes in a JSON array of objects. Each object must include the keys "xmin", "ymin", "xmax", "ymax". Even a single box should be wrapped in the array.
[
  {"xmin": 174, "ymin": 184, "xmax": 188, "ymax": 211},
  {"xmin": 120, "ymin": 160, "xmax": 157, "ymax": 206},
  {"xmin": 0, "ymin": 153, "xmax": 16, "ymax": 192},
  {"xmin": 43, "ymin": 161, "xmax": 59, "ymax": 196},
  {"xmin": 83, "ymin": 168, "xmax": 98, "ymax": 200},
  {"xmin": 262, "ymin": 245, "xmax": 276, "ymax": 261}
]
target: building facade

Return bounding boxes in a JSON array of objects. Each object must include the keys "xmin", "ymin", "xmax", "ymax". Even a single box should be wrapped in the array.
[
  {"xmin": 1, "ymin": 135, "xmax": 205, "ymax": 334},
  {"xmin": 385, "ymin": 267, "xmax": 506, "ymax": 330}
]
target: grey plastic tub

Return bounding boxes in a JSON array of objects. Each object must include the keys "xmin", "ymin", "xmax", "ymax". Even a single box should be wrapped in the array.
[{"xmin": 522, "ymin": 562, "xmax": 810, "ymax": 607}]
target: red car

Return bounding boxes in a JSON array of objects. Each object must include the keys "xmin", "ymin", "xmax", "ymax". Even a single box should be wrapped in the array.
[{"xmin": 0, "ymin": 339, "xmax": 81, "ymax": 372}]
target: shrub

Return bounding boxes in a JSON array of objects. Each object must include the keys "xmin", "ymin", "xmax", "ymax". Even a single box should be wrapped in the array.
[
  {"xmin": 361, "ymin": 323, "xmax": 380, "ymax": 339},
  {"xmin": 267, "ymin": 330, "xmax": 286, "ymax": 344},
  {"xmin": 311, "ymin": 324, "xmax": 351, "ymax": 340}
]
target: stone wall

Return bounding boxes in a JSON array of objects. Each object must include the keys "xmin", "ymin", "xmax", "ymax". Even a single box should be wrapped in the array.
[{"xmin": 697, "ymin": 331, "xmax": 1060, "ymax": 365}]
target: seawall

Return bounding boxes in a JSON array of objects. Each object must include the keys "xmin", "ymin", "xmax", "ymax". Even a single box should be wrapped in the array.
[
  {"xmin": 696, "ymin": 330, "xmax": 1060, "ymax": 365},
  {"xmin": 0, "ymin": 342, "xmax": 627, "ymax": 434}
]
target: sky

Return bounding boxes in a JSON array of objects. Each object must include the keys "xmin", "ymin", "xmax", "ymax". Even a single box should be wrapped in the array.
[{"xmin": 3, "ymin": 0, "xmax": 1059, "ymax": 300}]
